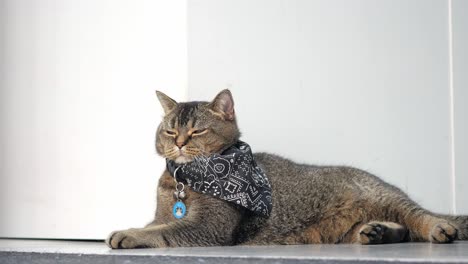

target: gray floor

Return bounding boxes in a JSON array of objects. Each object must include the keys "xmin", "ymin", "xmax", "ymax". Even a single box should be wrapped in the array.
[{"xmin": 1, "ymin": 239, "xmax": 468, "ymax": 264}]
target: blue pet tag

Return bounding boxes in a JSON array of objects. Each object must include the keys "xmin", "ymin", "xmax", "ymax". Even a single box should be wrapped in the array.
[{"xmin": 173, "ymin": 201, "xmax": 186, "ymax": 219}]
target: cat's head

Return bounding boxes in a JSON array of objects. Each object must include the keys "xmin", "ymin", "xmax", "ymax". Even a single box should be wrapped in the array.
[{"xmin": 155, "ymin": 89, "xmax": 240, "ymax": 164}]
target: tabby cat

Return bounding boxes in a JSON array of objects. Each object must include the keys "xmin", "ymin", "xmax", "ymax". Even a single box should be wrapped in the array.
[{"xmin": 106, "ymin": 89, "xmax": 468, "ymax": 248}]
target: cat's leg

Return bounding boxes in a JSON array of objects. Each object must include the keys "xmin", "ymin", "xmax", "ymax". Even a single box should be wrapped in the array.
[
  {"xmin": 106, "ymin": 221, "xmax": 231, "ymax": 249},
  {"xmin": 353, "ymin": 174, "xmax": 459, "ymax": 243},
  {"xmin": 106, "ymin": 217, "xmax": 240, "ymax": 249},
  {"xmin": 355, "ymin": 221, "xmax": 408, "ymax": 245},
  {"xmin": 403, "ymin": 212, "xmax": 458, "ymax": 243},
  {"xmin": 106, "ymin": 198, "xmax": 242, "ymax": 249}
]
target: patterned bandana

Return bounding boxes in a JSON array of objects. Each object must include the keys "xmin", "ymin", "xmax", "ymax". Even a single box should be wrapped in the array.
[{"xmin": 166, "ymin": 141, "xmax": 272, "ymax": 217}]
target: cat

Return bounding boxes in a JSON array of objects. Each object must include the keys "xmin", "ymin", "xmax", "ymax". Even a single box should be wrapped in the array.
[{"xmin": 106, "ymin": 89, "xmax": 468, "ymax": 248}]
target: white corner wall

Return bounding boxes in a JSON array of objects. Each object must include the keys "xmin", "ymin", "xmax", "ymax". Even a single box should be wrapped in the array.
[
  {"xmin": 188, "ymin": 0, "xmax": 466, "ymax": 214},
  {"xmin": 0, "ymin": 0, "xmax": 187, "ymax": 239}
]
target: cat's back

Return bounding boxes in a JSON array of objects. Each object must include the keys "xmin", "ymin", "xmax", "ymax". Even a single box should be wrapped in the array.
[
  {"xmin": 253, "ymin": 152, "xmax": 405, "ymax": 218},
  {"xmin": 253, "ymin": 152, "xmax": 359, "ymax": 218},
  {"xmin": 253, "ymin": 152, "xmax": 408, "ymax": 220}
]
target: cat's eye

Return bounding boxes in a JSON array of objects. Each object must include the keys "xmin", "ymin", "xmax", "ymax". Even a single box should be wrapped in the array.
[
  {"xmin": 191, "ymin": 128, "xmax": 208, "ymax": 136},
  {"xmin": 165, "ymin": 130, "xmax": 177, "ymax": 136}
]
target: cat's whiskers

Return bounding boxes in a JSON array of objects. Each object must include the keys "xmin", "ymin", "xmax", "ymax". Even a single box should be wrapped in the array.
[{"xmin": 164, "ymin": 148, "xmax": 179, "ymax": 160}]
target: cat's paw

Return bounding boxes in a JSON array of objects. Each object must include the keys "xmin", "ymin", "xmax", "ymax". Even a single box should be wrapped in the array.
[
  {"xmin": 358, "ymin": 222, "xmax": 387, "ymax": 245},
  {"xmin": 430, "ymin": 223, "xmax": 457, "ymax": 243},
  {"xmin": 106, "ymin": 229, "xmax": 148, "ymax": 249}
]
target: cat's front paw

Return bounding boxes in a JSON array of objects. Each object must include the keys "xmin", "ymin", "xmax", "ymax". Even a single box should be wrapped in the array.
[{"xmin": 106, "ymin": 228, "xmax": 148, "ymax": 249}]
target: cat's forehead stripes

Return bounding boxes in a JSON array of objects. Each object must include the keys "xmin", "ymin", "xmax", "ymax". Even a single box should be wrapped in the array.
[
  {"xmin": 168, "ymin": 101, "xmax": 205, "ymax": 129},
  {"xmin": 177, "ymin": 102, "xmax": 196, "ymax": 127}
]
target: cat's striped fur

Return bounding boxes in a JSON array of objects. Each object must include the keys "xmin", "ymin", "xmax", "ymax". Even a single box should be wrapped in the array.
[{"xmin": 107, "ymin": 89, "xmax": 467, "ymax": 248}]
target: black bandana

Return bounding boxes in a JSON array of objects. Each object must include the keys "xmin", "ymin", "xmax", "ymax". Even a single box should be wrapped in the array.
[{"xmin": 166, "ymin": 141, "xmax": 272, "ymax": 217}]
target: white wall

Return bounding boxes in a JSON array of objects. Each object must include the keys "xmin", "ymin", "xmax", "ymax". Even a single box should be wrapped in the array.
[
  {"xmin": 188, "ymin": 0, "xmax": 465, "ymax": 214},
  {"xmin": 1, "ymin": 0, "xmax": 466, "ymax": 241},
  {"xmin": 0, "ymin": 0, "xmax": 187, "ymax": 239}
]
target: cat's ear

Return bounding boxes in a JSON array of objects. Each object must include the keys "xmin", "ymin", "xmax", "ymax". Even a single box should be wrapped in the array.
[
  {"xmin": 156, "ymin": 91, "xmax": 178, "ymax": 115},
  {"xmin": 209, "ymin": 89, "xmax": 235, "ymax": 121}
]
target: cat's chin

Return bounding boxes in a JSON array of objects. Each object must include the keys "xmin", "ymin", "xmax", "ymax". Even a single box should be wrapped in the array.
[{"xmin": 174, "ymin": 156, "xmax": 193, "ymax": 164}]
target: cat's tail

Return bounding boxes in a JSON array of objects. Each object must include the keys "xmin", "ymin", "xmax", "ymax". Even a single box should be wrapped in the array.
[{"xmin": 439, "ymin": 214, "xmax": 468, "ymax": 240}]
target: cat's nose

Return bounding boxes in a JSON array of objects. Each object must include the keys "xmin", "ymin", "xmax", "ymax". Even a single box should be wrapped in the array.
[{"xmin": 176, "ymin": 142, "xmax": 186, "ymax": 149}]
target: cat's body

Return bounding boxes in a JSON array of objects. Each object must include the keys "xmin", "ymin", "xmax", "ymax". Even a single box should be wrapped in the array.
[
  {"xmin": 238, "ymin": 153, "xmax": 466, "ymax": 244},
  {"xmin": 107, "ymin": 90, "xmax": 468, "ymax": 249}
]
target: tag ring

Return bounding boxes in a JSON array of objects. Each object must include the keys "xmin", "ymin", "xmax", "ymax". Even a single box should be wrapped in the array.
[
  {"xmin": 176, "ymin": 182, "xmax": 185, "ymax": 192},
  {"xmin": 173, "ymin": 167, "xmax": 185, "ymax": 192},
  {"xmin": 173, "ymin": 167, "xmax": 180, "ymax": 184}
]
